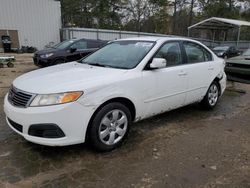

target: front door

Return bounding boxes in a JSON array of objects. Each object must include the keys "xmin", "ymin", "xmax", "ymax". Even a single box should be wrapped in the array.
[{"xmin": 142, "ymin": 41, "xmax": 188, "ymax": 118}]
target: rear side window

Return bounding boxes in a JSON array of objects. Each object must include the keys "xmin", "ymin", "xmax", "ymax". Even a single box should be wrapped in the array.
[
  {"xmin": 229, "ymin": 46, "xmax": 236, "ymax": 52},
  {"xmin": 87, "ymin": 41, "xmax": 98, "ymax": 48},
  {"xmin": 87, "ymin": 41, "xmax": 104, "ymax": 48},
  {"xmin": 184, "ymin": 42, "xmax": 212, "ymax": 63}
]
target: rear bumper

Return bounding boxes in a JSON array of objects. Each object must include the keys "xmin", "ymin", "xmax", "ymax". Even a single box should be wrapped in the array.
[{"xmin": 219, "ymin": 72, "xmax": 227, "ymax": 96}]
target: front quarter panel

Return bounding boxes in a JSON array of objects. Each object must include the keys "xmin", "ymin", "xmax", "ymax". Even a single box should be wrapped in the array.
[{"xmin": 77, "ymin": 71, "xmax": 146, "ymax": 121}]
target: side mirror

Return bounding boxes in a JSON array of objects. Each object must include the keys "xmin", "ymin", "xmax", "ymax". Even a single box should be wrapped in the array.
[
  {"xmin": 70, "ymin": 47, "xmax": 77, "ymax": 53},
  {"xmin": 150, "ymin": 58, "xmax": 167, "ymax": 69}
]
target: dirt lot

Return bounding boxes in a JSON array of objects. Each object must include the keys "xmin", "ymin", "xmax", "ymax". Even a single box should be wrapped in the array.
[{"xmin": 1, "ymin": 54, "xmax": 250, "ymax": 188}]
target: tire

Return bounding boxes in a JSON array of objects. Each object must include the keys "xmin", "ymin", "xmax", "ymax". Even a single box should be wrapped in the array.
[
  {"xmin": 0, "ymin": 63, "xmax": 3, "ymax": 68},
  {"xmin": 7, "ymin": 62, "xmax": 14, "ymax": 68},
  {"xmin": 89, "ymin": 102, "xmax": 131, "ymax": 152},
  {"xmin": 200, "ymin": 81, "xmax": 220, "ymax": 110}
]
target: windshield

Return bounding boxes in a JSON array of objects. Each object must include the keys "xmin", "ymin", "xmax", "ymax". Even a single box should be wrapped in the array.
[
  {"xmin": 81, "ymin": 41, "xmax": 155, "ymax": 69},
  {"xmin": 53, "ymin": 40, "xmax": 75, "ymax": 49},
  {"xmin": 243, "ymin": 49, "xmax": 250, "ymax": 56},
  {"xmin": 213, "ymin": 46, "xmax": 229, "ymax": 51}
]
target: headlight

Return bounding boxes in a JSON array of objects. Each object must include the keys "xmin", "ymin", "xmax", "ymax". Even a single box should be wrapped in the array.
[
  {"xmin": 40, "ymin": 53, "xmax": 54, "ymax": 58},
  {"xmin": 30, "ymin": 91, "xmax": 83, "ymax": 107}
]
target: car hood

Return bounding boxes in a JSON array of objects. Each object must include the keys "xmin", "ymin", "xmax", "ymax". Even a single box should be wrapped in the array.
[
  {"xmin": 213, "ymin": 50, "xmax": 225, "ymax": 54},
  {"xmin": 13, "ymin": 62, "xmax": 128, "ymax": 94},
  {"xmin": 226, "ymin": 55, "xmax": 250, "ymax": 65},
  {"xmin": 35, "ymin": 48, "xmax": 61, "ymax": 55}
]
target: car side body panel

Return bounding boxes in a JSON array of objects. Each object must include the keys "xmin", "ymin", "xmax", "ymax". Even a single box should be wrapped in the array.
[{"xmin": 4, "ymin": 37, "xmax": 226, "ymax": 146}]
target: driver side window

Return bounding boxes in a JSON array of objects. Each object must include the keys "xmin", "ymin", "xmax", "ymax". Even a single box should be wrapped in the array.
[
  {"xmin": 155, "ymin": 42, "xmax": 182, "ymax": 67},
  {"xmin": 71, "ymin": 41, "xmax": 87, "ymax": 50}
]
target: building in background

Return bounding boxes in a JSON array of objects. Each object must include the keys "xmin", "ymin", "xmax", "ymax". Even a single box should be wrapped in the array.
[{"xmin": 0, "ymin": 0, "xmax": 61, "ymax": 51}]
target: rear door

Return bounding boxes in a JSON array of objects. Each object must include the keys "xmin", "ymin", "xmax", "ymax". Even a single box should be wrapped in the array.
[
  {"xmin": 182, "ymin": 41, "xmax": 214, "ymax": 105},
  {"xmin": 142, "ymin": 41, "xmax": 188, "ymax": 117}
]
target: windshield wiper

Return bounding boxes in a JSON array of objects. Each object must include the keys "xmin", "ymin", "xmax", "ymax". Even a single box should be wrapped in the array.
[
  {"xmin": 82, "ymin": 61, "xmax": 108, "ymax": 67},
  {"xmin": 81, "ymin": 61, "xmax": 126, "ymax": 69},
  {"xmin": 88, "ymin": 63, "xmax": 108, "ymax": 67}
]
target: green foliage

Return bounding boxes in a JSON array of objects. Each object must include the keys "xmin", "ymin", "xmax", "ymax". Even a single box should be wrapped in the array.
[
  {"xmin": 200, "ymin": 0, "xmax": 241, "ymax": 19},
  {"xmin": 61, "ymin": 0, "xmax": 124, "ymax": 29}
]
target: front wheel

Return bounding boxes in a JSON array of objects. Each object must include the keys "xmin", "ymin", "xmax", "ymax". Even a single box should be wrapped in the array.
[
  {"xmin": 89, "ymin": 102, "xmax": 131, "ymax": 152},
  {"xmin": 200, "ymin": 81, "xmax": 220, "ymax": 110}
]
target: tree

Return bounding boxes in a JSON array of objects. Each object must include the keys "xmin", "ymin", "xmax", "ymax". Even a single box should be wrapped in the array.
[
  {"xmin": 188, "ymin": 0, "xmax": 195, "ymax": 26},
  {"xmin": 60, "ymin": 0, "xmax": 125, "ymax": 29},
  {"xmin": 197, "ymin": 0, "xmax": 242, "ymax": 19},
  {"xmin": 124, "ymin": 0, "xmax": 169, "ymax": 33}
]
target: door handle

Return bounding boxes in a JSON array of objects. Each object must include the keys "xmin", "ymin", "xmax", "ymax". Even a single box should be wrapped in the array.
[
  {"xmin": 208, "ymin": 67, "xmax": 214, "ymax": 70},
  {"xmin": 178, "ymin": 71, "xmax": 187, "ymax": 76}
]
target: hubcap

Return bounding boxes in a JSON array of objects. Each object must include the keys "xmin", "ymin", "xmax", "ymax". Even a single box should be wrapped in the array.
[
  {"xmin": 208, "ymin": 84, "xmax": 219, "ymax": 106},
  {"xmin": 98, "ymin": 109, "xmax": 128, "ymax": 145}
]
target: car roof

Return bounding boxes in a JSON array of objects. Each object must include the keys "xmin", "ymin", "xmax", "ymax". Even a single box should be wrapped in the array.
[
  {"xmin": 116, "ymin": 36, "xmax": 175, "ymax": 42},
  {"xmin": 213, "ymin": 46, "xmax": 231, "ymax": 48},
  {"xmin": 69, "ymin": 38, "xmax": 106, "ymax": 43},
  {"xmin": 114, "ymin": 36, "xmax": 202, "ymax": 43}
]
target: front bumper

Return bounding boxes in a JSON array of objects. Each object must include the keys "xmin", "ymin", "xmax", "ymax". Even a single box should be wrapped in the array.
[
  {"xmin": 225, "ymin": 66, "xmax": 250, "ymax": 75},
  {"xmin": 33, "ymin": 57, "xmax": 53, "ymax": 67},
  {"xmin": 4, "ymin": 94, "xmax": 95, "ymax": 146},
  {"xmin": 225, "ymin": 66, "xmax": 250, "ymax": 83}
]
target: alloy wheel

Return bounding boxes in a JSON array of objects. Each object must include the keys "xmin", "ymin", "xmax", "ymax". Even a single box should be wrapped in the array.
[
  {"xmin": 98, "ymin": 109, "xmax": 128, "ymax": 145},
  {"xmin": 208, "ymin": 84, "xmax": 219, "ymax": 106}
]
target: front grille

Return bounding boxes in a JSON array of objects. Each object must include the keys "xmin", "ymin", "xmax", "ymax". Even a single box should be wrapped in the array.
[
  {"xmin": 8, "ymin": 86, "xmax": 34, "ymax": 108},
  {"xmin": 226, "ymin": 63, "xmax": 250, "ymax": 69},
  {"xmin": 8, "ymin": 118, "xmax": 23, "ymax": 133}
]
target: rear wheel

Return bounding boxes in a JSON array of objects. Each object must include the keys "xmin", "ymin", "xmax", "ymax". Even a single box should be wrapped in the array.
[
  {"xmin": 201, "ymin": 81, "xmax": 220, "ymax": 109},
  {"xmin": 0, "ymin": 63, "xmax": 3, "ymax": 68},
  {"xmin": 89, "ymin": 102, "xmax": 131, "ymax": 152}
]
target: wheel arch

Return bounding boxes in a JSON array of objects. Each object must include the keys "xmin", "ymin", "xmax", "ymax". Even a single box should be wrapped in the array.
[
  {"xmin": 85, "ymin": 97, "xmax": 136, "ymax": 141},
  {"xmin": 213, "ymin": 77, "xmax": 222, "ymax": 96}
]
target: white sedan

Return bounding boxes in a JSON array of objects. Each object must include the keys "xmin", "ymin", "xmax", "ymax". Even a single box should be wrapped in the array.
[{"xmin": 4, "ymin": 37, "xmax": 226, "ymax": 151}]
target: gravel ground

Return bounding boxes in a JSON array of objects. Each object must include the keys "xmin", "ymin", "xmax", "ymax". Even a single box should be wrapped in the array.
[{"xmin": 0, "ymin": 53, "xmax": 250, "ymax": 188}]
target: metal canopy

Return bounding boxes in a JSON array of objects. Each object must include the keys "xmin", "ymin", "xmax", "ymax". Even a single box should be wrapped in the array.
[{"xmin": 188, "ymin": 17, "xmax": 250, "ymax": 46}]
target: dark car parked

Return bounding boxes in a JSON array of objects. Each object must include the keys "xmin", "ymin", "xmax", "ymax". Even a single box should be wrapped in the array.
[
  {"xmin": 225, "ymin": 48, "xmax": 250, "ymax": 84},
  {"xmin": 212, "ymin": 46, "xmax": 240, "ymax": 59},
  {"xmin": 33, "ymin": 38, "xmax": 107, "ymax": 67}
]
